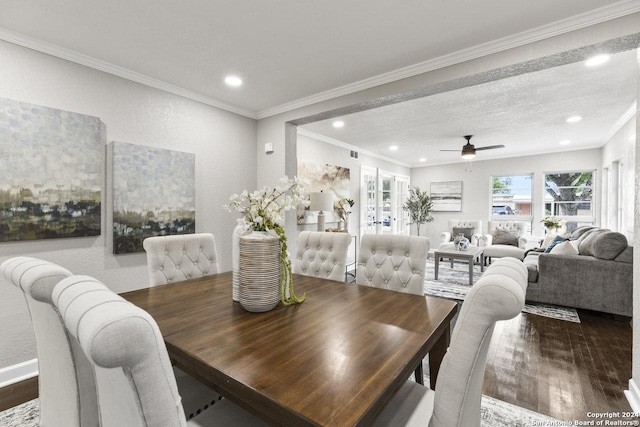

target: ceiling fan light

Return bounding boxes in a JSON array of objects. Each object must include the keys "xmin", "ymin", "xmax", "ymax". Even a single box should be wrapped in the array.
[{"xmin": 461, "ymin": 152, "xmax": 476, "ymax": 159}]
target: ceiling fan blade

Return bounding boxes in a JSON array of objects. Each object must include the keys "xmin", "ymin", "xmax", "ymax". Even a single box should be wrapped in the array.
[
  {"xmin": 440, "ymin": 149, "xmax": 461, "ymax": 152},
  {"xmin": 475, "ymin": 144, "xmax": 505, "ymax": 151}
]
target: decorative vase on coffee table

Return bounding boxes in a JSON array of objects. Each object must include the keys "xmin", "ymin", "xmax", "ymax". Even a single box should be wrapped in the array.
[{"xmin": 239, "ymin": 231, "xmax": 281, "ymax": 313}]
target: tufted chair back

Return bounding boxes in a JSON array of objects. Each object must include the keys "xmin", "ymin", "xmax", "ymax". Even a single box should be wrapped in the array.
[
  {"xmin": 293, "ymin": 231, "xmax": 352, "ymax": 282},
  {"xmin": 143, "ymin": 233, "xmax": 219, "ymax": 286},
  {"xmin": 0, "ymin": 257, "xmax": 98, "ymax": 427},
  {"xmin": 441, "ymin": 219, "xmax": 482, "ymax": 246},
  {"xmin": 487, "ymin": 221, "xmax": 528, "ymax": 248},
  {"xmin": 52, "ymin": 275, "xmax": 190, "ymax": 427},
  {"xmin": 356, "ymin": 234, "xmax": 430, "ymax": 295}
]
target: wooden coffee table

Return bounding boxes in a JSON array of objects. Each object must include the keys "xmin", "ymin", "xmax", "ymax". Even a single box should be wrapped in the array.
[{"xmin": 434, "ymin": 246, "xmax": 484, "ymax": 286}]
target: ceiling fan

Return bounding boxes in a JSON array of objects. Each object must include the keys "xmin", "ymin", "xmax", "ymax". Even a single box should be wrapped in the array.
[{"xmin": 441, "ymin": 135, "xmax": 505, "ymax": 159}]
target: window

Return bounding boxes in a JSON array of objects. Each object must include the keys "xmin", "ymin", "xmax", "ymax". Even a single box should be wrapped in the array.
[
  {"xmin": 491, "ymin": 174, "xmax": 533, "ymax": 232},
  {"xmin": 491, "ymin": 174, "xmax": 533, "ymax": 216},
  {"xmin": 544, "ymin": 170, "xmax": 594, "ymax": 233}
]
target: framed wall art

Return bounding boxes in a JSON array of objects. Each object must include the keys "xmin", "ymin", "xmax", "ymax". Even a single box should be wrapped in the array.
[
  {"xmin": 0, "ymin": 97, "xmax": 103, "ymax": 242},
  {"xmin": 430, "ymin": 181, "xmax": 462, "ymax": 212},
  {"xmin": 296, "ymin": 161, "xmax": 350, "ymax": 224},
  {"xmin": 112, "ymin": 141, "xmax": 195, "ymax": 254}
]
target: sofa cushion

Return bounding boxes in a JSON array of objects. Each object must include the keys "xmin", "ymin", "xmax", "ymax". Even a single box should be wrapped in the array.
[
  {"xmin": 550, "ymin": 241, "xmax": 579, "ymax": 255},
  {"xmin": 614, "ymin": 245, "xmax": 633, "ymax": 263},
  {"xmin": 569, "ymin": 226, "xmax": 596, "ymax": 240},
  {"xmin": 544, "ymin": 235, "xmax": 567, "ymax": 253},
  {"xmin": 522, "ymin": 255, "xmax": 539, "ymax": 282},
  {"xmin": 483, "ymin": 244, "xmax": 526, "ymax": 260},
  {"xmin": 492, "ymin": 229, "xmax": 518, "ymax": 246},
  {"xmin": 452, "ymin": 227, "xmax": 474, "ymax": 241},
  {"xmin": 578, "ymin": 230, "xmax": 628, "ymax": 260}
]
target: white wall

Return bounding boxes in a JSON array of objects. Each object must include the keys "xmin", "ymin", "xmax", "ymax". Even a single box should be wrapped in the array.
[
  {"xmin": 602, "ymin": 114, "xmax": 636, "ymax": 240},
  {"xmin": 0, "ymin": 41, "xmax": 257, "ymax": 369},
  {"xmin": 410, "ymin": 149, "xmax": 602, "ymax": 245}
]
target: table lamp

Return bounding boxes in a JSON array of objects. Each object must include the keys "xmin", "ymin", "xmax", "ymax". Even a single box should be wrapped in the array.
[{"xmin": 309, "ymin": 191, "xmax": 334, "ymax": 232}]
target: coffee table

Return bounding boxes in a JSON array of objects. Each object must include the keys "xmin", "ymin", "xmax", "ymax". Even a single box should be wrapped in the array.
[{"xmin": 434, "ymin": 246, "xmax": 484, "ymax": 286}]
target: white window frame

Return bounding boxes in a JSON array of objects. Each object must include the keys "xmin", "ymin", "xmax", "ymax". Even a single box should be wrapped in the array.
[{"xmin": 543, "ymin": 169, "xmax": 596, "ymax": 231}]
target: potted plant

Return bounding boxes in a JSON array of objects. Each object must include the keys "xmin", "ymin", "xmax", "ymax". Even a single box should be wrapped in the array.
[{"xmin": 402, "ymin": 187, "xmax": 434, "ymax": 236}]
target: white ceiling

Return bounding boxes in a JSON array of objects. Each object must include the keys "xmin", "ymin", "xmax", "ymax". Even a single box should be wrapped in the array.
[
  {"xmin": 300, "ymin": 49, "xmax": 638, "ymax": 166},
  {"xmin": 0, "ymin": 1, "xmax": 637, "ymax": 166},
  {"xmin": 0, "ymin": 0, "xmax": 638, "ymax": 119}
]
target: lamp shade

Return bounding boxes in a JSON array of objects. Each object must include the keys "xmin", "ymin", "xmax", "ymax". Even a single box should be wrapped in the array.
[{"xmin": 309, "ymin": 192, "xmax": 334, "ymax": 212}]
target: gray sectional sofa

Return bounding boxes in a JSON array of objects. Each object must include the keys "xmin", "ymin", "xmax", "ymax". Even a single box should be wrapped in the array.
[{"xmin": 523, "ymin": 226, "xmax": 633, "ymax": 317}]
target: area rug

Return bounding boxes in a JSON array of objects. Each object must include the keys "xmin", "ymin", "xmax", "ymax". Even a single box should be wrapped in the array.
[
  {"xmin": 0, "ymin": 394, "xmax": 562, "ymax": 427},
  {"xmin": 424, "ymin": 258, "xmax": 581, "ymax": 323}
]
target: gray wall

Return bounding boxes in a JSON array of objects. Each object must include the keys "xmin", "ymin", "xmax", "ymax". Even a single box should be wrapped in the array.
[{"xmin": 0, "ymin": 40, "xmax": 257, "ymax": 369}]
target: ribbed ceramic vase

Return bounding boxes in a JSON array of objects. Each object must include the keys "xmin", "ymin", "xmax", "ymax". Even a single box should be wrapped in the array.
[
  {"xmin": 231, "ymin": 224, "xmax": 245, "ymax": 302},
  {"xmin": 238, "ymin": 232, "xmax": 281, "ymax": 312}
]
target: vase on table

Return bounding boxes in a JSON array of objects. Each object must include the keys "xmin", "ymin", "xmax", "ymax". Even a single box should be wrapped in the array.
[
  {"xmin": 239, "ymin": 231, "xmax": 281, "ymax": 313},
  {"xmin": 343, "ymin": 214, "xmax": 350, "ymax": 232},
  {"xmin": 231, "ymin": 223, "xmax": 246, "ymax": 302}
]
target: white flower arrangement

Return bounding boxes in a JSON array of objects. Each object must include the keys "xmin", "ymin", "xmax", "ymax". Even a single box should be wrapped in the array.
[
  {"xmin": 224, "ymin": 176, "xmax": 307, "ymax": 232},
  {"xmin": 541, "ymin": 216, "xmax": 566, "ymax": 231},
  {"xmin": 224, "ymin": 176, "xmax": 308, "ymax": 306}
]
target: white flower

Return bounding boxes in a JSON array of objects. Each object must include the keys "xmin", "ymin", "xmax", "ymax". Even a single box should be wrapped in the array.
[{"xmin": 224, "ymin": 176, "xmax": 306, "ymax": 232}]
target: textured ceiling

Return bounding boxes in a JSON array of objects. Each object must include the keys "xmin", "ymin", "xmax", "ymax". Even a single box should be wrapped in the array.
[
  {"xmin": 300, "ymin": 49, "xmax": 638, "ymax": 166},
  {"xmin": 0, "ymin": 0, "xmax": 635, "ymax": 116}
]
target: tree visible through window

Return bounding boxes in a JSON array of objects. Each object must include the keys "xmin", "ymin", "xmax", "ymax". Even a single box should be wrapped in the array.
[{"xmin": 544, "ymin": 171, "xmax": 594, "ymax": 232}]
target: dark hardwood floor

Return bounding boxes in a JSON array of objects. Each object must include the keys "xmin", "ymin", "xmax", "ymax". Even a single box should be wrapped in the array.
[
  {"xmin": 483, "ymin": 308, "xmax": 635, "ymax": 422},
  {"xmin": 0, "ymin": 308, "xmax": 635, "ymax": 424}
]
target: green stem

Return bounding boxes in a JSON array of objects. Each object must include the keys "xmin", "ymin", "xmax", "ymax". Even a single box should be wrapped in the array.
[{"xmin": 275, "ymin": 226, "xmax": 305, "ymax": 306}]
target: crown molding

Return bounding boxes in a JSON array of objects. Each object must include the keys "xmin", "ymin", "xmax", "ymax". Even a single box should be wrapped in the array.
[
  {"xmin": 297, "ymin": 128, "xmax": 411, "ymax": 168},
  {"xmin": 0, "ymin": 26, "xmax": 258, "ymax": 119},
  {"xmin": 607, "ymin": 101, "xmax": 637, "ymax": 141},
  {"xmin": 257, "ymin": 1, "xmax": 640, "ymax": 119}
]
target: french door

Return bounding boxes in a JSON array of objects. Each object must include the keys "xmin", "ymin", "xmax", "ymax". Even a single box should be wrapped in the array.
[{"xmin": 360, "ymin": 166, "xmax": 410, "ymax": 236}]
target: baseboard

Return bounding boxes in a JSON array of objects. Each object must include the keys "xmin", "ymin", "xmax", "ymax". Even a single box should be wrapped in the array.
[
  {"xmin": 625, "ymin": 378, "xmax": 640, "ymax": 412},
  {"xmin": 0, "ymin": 359, "xmax": 38, "ymax": 389}
]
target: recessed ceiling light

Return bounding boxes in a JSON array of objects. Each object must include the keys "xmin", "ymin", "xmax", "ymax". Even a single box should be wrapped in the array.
[
  {"xmin": 224, "ymin": 75, "xmax": 242, "ymax": 87},
  {"xmin": 332, "ymin": 120, "xmax": 345, "ymax": 128},
  {"xmin": 560, "ymin": 140, "xmax": 571, "ymax": 145},
  {"xmin": 419, "ymin": 158, "xmax": 426, "ymax": 162},
  {"xmin": 389, "ymin": 145, "xmax": 399, "ymax": 151},
  {"xmin": 585, "ymin": 54, "xmax": 610, "ymax": 67},
  {"xmin": 566, "ymin": 116, "xmax": 582, "ymax": 123}
]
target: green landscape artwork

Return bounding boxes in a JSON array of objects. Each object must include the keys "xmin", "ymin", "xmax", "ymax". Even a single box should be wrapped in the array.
[
  {"xmin": 0, "ymin": 97, "xmax": 103, "ymax": 242},
  {"xmin": 112, "ymin": 141, "xmax": 195, "ymax": 254}
]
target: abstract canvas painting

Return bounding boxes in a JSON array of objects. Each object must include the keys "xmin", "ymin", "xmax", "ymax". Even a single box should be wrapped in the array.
[
  {"xmin": 112, "ymin": 142, "xmax": 195, "ymax": 254},
  {"xmin": 431, "ymin": 181, "xmax": 463, "ymax": 211},
  {"xmin": 0, "ymin": 98, "xmax": 103, "ymax": 242},
  {"xmin": 297, "ymin": 161, "xmax": 350, "ymax": 224}
]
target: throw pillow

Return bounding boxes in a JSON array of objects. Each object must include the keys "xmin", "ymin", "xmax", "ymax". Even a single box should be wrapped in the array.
[
  {"xmin": 540, "ymin": 233, "xmax": 557, "ymax": 249},
  {"xmin": 492, "ymin": 229, "xmax": 518, "ymax": 246},
  {"xmin": 452, "ymin": 226, "xmax": 474, "ymax": 241},
  {"xmin": 549, "ymin": 240, "xmax": 579, "ymax": 255},
  {"xmin": 544, "ymin": 235, "xmax": 567, "ymax": 253}
]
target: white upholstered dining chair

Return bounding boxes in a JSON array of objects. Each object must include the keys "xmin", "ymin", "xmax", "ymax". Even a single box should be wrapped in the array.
[
  {"xmin": 293, "ymin": 231, "xmax": 352, "ymax": 282},
  {"xmin": 51, "ymin": 275, "xmax": 266, "ymax": 427},
  {"xmin": 142, "ymin": 232, "xmax": 223, "ymax": 418},
  {"xmin": 0, "ymin": 257, "xmax": 98, "ymax": 427},
  {"xmin": 143, "ymin": 233, "xmax": 219, "ymax": 286},
  {"xmin": 356, "ymin": 234, "xmax": 430, "ymax": 295},
  {"xmin": 356, "ymin": 234, "xmax": 430, "ymax": 384},
  {"xmin": 372, "ymin": 257, "xmax": 527, "ymax": 427}
]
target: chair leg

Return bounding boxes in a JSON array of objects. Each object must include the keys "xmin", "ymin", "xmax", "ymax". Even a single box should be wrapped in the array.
[{"xmin": 414, "ymin": 363, "xmax": 424, "ymax": 385}]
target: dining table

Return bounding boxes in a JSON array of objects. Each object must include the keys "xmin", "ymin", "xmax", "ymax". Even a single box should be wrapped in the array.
[{"xmin": 121, "ymin": 271, "xmax": 457, "ymax": 427}]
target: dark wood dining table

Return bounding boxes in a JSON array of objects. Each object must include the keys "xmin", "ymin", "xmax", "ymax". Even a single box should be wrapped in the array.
[{"xmin": 121, "ymin": 272, "xmax": 457, "ymax": 426}]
